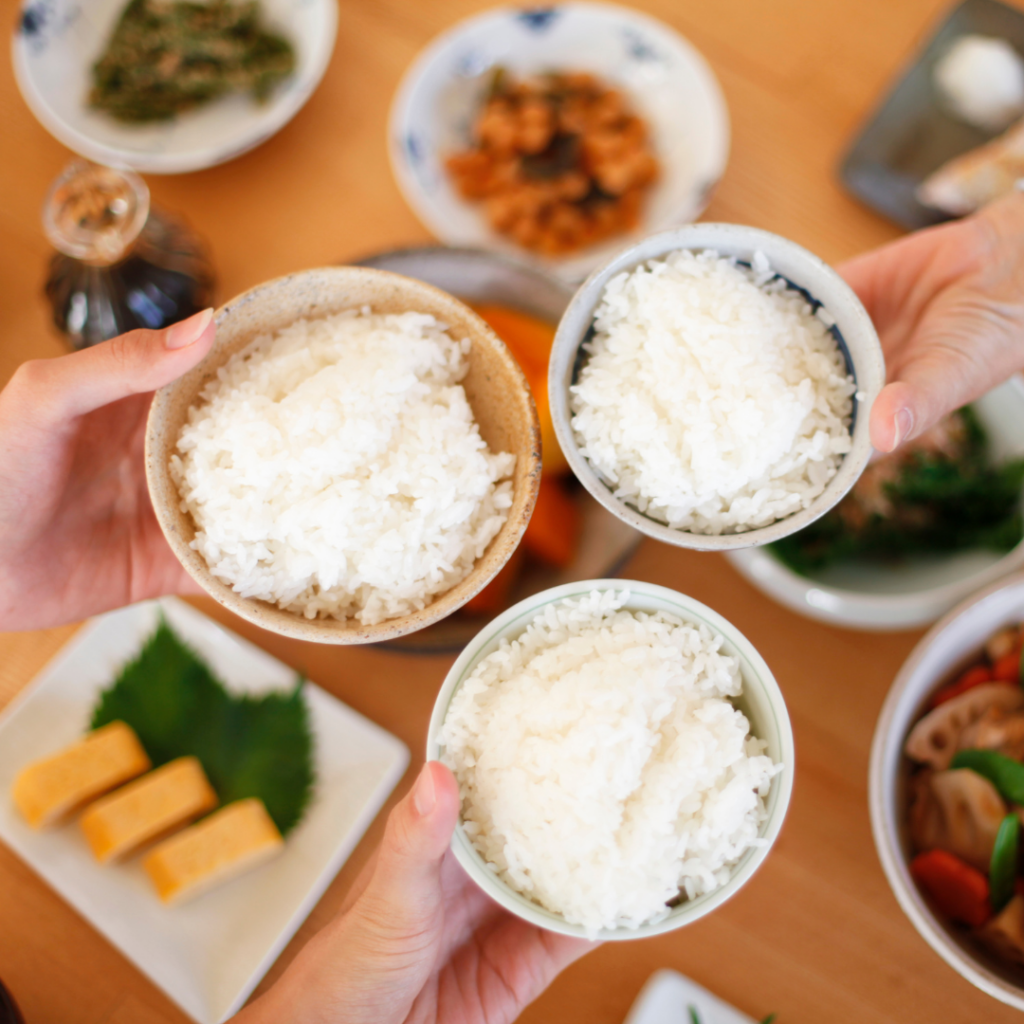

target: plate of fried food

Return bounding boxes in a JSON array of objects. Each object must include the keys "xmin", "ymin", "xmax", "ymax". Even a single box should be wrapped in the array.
[
  {"xmin": 841, "ymin": 0, "xmax": 1024, "ymax": 228},
  {"xmin": 388, "ymin": 2, "xmax": 729, "ymax": 281},
  {"xmin": 12, "ymin": 0, "xmax": 337, "ymax": 174}
]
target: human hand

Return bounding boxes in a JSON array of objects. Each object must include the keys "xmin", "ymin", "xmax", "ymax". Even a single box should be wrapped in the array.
[
  {"xmin": 237, "ymin": 762, "xmax": 595, "ymax": 1024},
  {"xmin": 838, "ymin": 190, "xmax": 1024, "ymax": 453},
  {"xmin": 0, "ymin": 311, "xmax": 215, "ymax": 632}
]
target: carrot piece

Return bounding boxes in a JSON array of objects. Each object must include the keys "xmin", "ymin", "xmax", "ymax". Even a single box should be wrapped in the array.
[
  {"xmin": 471, "ymin": 303, "xmax": 569, "ymax": 476},
  {"xmin": 909, "ymin": 849, "xmax": 993, "ymax": 927},
  {"xmin": 463, "ymin": 547, "xmax": 524, "ymax": 617},
  {"xmin": 471, "ymin": 304, "xmax": 555, "ymax": 373},
  {"xmin": 993, "ymin": 648, "xmax": 1022, "ymax": 683},
  {"xmin": 523, "ymin": 477, "xmax": 581, "ymax": 568},
  {"xmin": 930, "ymin": 665, "xmax": 996, "ymax": 708},
  {"xmin": 523, "ymin": 362, "xmax": 570, "ymax": 477}
]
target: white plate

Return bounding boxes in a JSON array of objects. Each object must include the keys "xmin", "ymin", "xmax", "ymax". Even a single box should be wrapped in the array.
[
  {"xmin": 12, "ymin": 0, "xmax": 338, "ymax": 174},
  {"xmin": 625, "ymin": 969, "xmax": 756, "ymax": 1024},
  {"xmin": 0, "ymin": 598, "xmax": 409, "ymax": 1024},
  {"xmin": 727, "ymin": 376, "xmax": 1024, "ymax": 631},
  {"xmin": 388, "ymin": 1, "xmax": 729, "ymax": 282}
]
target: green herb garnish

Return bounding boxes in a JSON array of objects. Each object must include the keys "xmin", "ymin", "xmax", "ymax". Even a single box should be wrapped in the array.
[
  {"xmin": 951, "ymin": 749, "xmax": 1024, "ymax": 806},
  {"xmin": 770, "ymin": 407, "xmax": 1024, "ymax": 575},
  {"xmin": 91, "ymin": 618, "xmax": 314, "ymax": 835},
  {"xmin": 90, "ymin": 0, "xmax": 296, "ymax": 123},
  {"xmin": 990, "ymin": 813, "xmax": 1020, "ymax": 913}
]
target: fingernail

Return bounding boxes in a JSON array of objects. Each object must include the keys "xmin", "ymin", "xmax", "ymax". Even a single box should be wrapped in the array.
[
  {"xmin": 890, "ymin": 407, "xmax": 914, "ymax": 452},
  {"xmin": 165, "ymin": 308, "xmax": 213, "ymax": 350},
  {"xmin": 413, "ymin": 764, "xmax": 436, "ymax": 818}
]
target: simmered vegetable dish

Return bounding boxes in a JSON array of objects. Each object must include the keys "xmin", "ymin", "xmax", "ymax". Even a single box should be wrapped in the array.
[{"xmin": 905, "ymin": 623, "xmax": 1024, "ymax": 964}]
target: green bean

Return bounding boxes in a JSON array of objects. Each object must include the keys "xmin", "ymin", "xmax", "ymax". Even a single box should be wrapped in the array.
[
  {"xmin": 990, "ymin": 813, "xmax": 1020, "ymax": 913},
  {"xmin": 950, "ymin": 749, "xmax": 1024, "ymax": 804}
]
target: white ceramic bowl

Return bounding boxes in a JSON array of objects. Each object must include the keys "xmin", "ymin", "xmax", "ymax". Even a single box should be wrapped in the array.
[
  {"xmin": 548, "ymin": 223, "xmax": 886, "ymax": 552},
  {"xmin": 12, "ymin": 0, "xmax": 337, "ymax": 174},
  {"xmin": 426, "ymin": 579, "xmax": 795, "ymax": 940},
  {"xmin": 870, "ymin": 572, "xmax": 1024, "ymax": 1010},
  {"xmin": 388, "ymin": 2, "xmax": 729, "ymax": 282},
  {"xmin": 727, "ymin": 376, "xmax": 1024, "ymax": 631}
]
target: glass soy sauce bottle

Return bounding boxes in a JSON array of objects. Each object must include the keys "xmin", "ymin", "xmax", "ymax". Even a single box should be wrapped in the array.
[{"xmin": 43, "ymin": 161, "xmax": 215, "ymax": 350}]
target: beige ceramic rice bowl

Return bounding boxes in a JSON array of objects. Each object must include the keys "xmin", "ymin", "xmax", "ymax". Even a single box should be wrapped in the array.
[{"xmin": 146, "ymin": 266, "xmax": 541, "ymax": 644}]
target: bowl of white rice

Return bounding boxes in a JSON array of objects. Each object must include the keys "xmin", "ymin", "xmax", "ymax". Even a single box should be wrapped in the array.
[
  {"xmin": 146, "ymin": 266, "xmax": 541, "ymax": 644},
  {"xmin": 548, "ymin": 224, "xmax": 885, "ymax": 550},
  {"xmin": 427, "ymin": 579, "xmax": 794, "ymax": 939}
]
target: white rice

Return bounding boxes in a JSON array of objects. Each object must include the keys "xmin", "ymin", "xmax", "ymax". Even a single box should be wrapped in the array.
[
  {"xmin": 171, "ymin": 309, "xmax": 515, "ymax": 625},
  {"xmin": 440, "ymin": 590, "xmax": 780, "ymax": 934},
  {"xmin": 570, "ymin": 249, "xmax": 855, "ymax": 534}
]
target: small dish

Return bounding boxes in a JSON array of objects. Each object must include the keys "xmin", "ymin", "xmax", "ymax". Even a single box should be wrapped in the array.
[
  {"xmin": 870, "ymin": 572, "xmax": 1024, "ymax": 1010},
  {"xmin": 355, "ymin": 245, "xmax": 641, "ymax": 653},
  {"xmin": 624, "ymin": 969, "xmax": 757, "ymax": 1024},
  {"xmin": 146, "ymin": 265, "xmax": 541, "ymax": 645},
  {"xmin": 426, "ymin": 579, "xmax": 795, "ymax": 941},
  {"xmin": 12, "ymin": 0, "xmax": 337, "ymax": 175},
  {"xmin": 0, "ymin": 597, "xmax": 409, "ymax": 1024},
  {"xmin": 388, "ymin": 1, "xmax": 729, "ymax": 282},
  {"xmin": 839, "ymin": 0, "xmax": 1024, "ymax": 229},
  {"xmin": 547, "ymin": 223, "xmax": 885, "ymax": 552},
  {"xmin": 726, "ymin": 376, "xmax": 1024, "ymax": 631}
]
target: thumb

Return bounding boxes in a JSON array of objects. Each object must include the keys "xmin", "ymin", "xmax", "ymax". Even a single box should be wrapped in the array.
[
  {"xmin": 353, "ymin": 761, "xmax": 460, "ymax": 945},
  {"xmin": 28, "ymin": 309, "xmax": 215, "ymax": 424}
]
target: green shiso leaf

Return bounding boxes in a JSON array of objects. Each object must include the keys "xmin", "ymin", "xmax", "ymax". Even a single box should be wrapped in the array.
[{"xmin": 91, "ymin": 618, "xmax": 314, "ymax": 835}]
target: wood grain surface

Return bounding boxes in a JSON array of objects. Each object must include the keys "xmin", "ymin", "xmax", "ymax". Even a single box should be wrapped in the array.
[{"xmin": 0, "ymin": 1, "xmax": 1018, "ymax": 1022}]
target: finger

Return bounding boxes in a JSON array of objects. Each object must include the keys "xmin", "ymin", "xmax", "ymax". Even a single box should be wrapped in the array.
[
  {"xmin": 352, "ymin": 761, "xmax": 460, "ymax": 944},
  {"xmin": 869, "ymin": 381, "xmax": 916, "ymax": 453},
  {"xmin": 15, "ymin": 309, "xmax": 215, "ymax": 424},
  {"xmin": 452, "ymin": 912, "xmax": 597, "ymax": 1019}
]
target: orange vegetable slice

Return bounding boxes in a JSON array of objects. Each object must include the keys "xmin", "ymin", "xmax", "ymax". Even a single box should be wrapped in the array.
[
  {"xmin": 523, "ymin": 476, "xmax": 580, "ymax": 568},
  {"xmin": 910, "ymin": 849, "xmax": 993, "ymax": 928}
]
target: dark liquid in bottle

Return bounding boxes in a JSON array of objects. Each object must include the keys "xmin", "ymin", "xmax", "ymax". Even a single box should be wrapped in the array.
[{"xmin": 46, "ymin": 209, "xmax": 214, "ymax": 350}]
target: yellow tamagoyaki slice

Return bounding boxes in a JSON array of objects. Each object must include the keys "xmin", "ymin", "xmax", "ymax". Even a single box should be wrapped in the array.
[
  {"xmin": 80, "ymin": 756, "xmax": 217, "ymax": 863},
  {"xmin": 12, "ymin": 721, "xmax": 151, "ymax": 828},
  {"xmin": 144, "ymin": 798, "xmax": 284, "ymax": 905}
]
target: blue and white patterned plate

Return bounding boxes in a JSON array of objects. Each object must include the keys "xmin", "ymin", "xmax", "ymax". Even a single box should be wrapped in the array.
[
  {"xmin": 388, "ymin": 2, "xmax": 730, "ymax": 282},
  {"xmin": 12, "ymin": 0, "xmax": 338, "ymax": 175}
]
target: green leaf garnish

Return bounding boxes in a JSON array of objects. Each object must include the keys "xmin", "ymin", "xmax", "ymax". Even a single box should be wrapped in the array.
[
  {"xmin": 687, "ymin": 1007, "xmax": 701, "ymax": 1024},
  {"xmin": 91, "ymin": 618, "xmax": 314, "ymax": 835},
  {"xmin": 760, "ymin": 1015, "xmax": 778, "ymax": 1024},
  {"xmin": 991, "ymin": 813, "xmax": 1020, "ymax": 913}
]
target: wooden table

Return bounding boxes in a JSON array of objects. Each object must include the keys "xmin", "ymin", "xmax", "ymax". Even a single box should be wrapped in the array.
[{"xmin": 0, "ymin": 1, "xmax": 1017, "ymax": 1021}]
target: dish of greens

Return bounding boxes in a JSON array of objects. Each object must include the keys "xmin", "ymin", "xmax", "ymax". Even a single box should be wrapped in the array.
[
  {"xmin": 90, "ymin": 0, "xmax": 296, "ymax": 123},
  {"xmin": 771, "ymin": 407, "xmax": 1024, "ymax": 576}
]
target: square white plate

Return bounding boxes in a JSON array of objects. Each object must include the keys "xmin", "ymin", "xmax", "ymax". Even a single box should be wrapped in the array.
[
  {"xmin": 0, "ymin": 598, "xmax": 409, "ymax": 1024},
  {"xmin": 625, "ymin": 969, "xmax": 757, "ymax": 1024}
]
